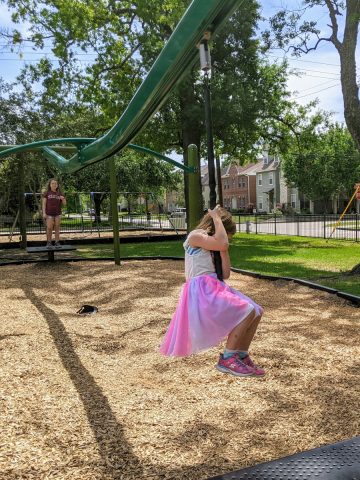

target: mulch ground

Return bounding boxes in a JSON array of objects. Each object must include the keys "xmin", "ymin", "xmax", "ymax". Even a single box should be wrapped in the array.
[{"xmin": 0, "ymin": 260, "xmax": 359, "ymax": 480}]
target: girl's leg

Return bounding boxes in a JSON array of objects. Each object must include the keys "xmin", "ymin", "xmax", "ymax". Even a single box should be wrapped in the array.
[
  {"xmin": 238, "ymin": 314, "xmax": 262, "ymax": 351},
  {"xmin": 225, "ymin": 309, "xmax": 256, "ymax": 350},
  {"xmin": 54, "ymin": 216, "xmax": 61, "ymax": 242},
  {"xmin": 46, "ymin": 217, "xmax": 54, "ymax": 242}
]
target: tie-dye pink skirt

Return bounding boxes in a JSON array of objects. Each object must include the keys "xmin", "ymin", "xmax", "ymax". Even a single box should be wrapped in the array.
[{"xmin": 159, "ymin": 273, "xmax": 263, "ymax": 357}]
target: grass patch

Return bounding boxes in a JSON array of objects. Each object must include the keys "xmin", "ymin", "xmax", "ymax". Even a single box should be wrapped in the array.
[
  {"xmin": 76, "ymin": 233, "xmax": 360, "ymax": 296},
  {"xmin": 77, "ymin": 241, "xmax": 185, "ymax": 259}
]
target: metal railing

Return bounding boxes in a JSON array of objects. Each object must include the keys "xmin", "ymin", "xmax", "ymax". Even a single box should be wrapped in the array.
[
  {"xmin": 0, "ymin": 191, "xmax": 188, "ymax": 238},
  {"xmin": 2, "ymin": 208, "xmax": 358, "ymax": 241},
  {"xmin": 0, "ymin": 212, "xmax": 187, "ymax": 237},
  {"xmin": 236, "ymin": 213, "xmax": 359, "ymax": 242}
]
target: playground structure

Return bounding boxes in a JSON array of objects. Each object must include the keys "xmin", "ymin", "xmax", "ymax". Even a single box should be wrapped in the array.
[
  {"xmin": 0, "ymin": 1, "xmax": 359, "ymax": 478},
  {"xmin": 328, "ymin": 183, "xmax": 360, "ymax": 239},
  {"xmin": 0, "ymin": 0, "xmax": 243, "ymax": 262}
]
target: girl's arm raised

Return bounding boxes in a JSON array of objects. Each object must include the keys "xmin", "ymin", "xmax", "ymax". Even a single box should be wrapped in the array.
[{"xmin": 189, "ymin": 206, "xmax": 229, "ymax": 251}]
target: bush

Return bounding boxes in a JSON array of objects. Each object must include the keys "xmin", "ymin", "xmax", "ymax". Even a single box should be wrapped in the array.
[{"xmin": 245, "ymin": 203, "xmax": 254, "ymax": 213}]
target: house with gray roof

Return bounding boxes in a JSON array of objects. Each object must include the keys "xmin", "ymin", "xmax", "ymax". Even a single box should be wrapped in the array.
[
  {"xmin": 255, "ymin": 156, "xmax": 281, "ymax": 213},
  {"xmin": 256, "ymin": 155, "xmax": 303, "ymax": 213}
]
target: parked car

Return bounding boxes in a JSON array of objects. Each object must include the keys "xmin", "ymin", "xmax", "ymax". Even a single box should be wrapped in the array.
[{"xmin": 170, "ymin": 208, "xmax": 186, "ymax": 218}]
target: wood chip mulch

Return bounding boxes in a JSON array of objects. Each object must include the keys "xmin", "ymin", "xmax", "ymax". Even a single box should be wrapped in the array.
[{"xmin": 0, "ymin": 260, "xmax": 359, "ymax": 480}]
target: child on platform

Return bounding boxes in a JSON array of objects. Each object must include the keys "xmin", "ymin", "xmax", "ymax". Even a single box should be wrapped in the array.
[{"xmin": 42, "ymin": 178, "xmax": 66, "ymax": 249}]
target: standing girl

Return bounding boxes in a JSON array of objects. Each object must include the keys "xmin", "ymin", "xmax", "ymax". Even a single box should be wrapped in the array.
[
  {"xmin": 42, "ymin": 178, "xmax": 66, "ymax": 249},
  {"xmin": 160, "ymin": 206, "xmax": 265, "ymax": 377}
]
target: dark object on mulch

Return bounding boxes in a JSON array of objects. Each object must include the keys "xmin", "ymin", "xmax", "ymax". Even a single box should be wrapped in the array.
[{"xmin": 76, "ymin": 305, "xmax": 98, "ymax": 315}]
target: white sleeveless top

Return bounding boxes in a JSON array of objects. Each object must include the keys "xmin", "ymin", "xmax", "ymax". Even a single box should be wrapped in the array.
[{"xmin": 184, "ymin": 229, "xmax": 215, "ymax": 280}]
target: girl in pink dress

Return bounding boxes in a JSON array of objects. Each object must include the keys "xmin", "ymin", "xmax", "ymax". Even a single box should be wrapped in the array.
[{"xmin": 160, "ymin": 206, "xmax": 265, "ymax": 377}]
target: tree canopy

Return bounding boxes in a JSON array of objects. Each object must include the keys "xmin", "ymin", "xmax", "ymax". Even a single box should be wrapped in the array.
[{"xmin": 263, "ymin": 0, "xmax": 360, "ymax": 152}]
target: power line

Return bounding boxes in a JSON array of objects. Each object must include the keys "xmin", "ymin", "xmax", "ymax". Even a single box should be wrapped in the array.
[
  {"xmin": 294, "ymin": 78, "xmax": 340, "ymax": 93},
  {"xmin": 0, "ymin": 57, "xmax": 95, "ymax": 63},
  {"xmin": 265, "ymin": 53, "xmax": 341, "ymax": 68},
  {"xmin": 0, "ymin": 50, "xmax": 98, "ymax": 56},
  {"xmin": 289, "ymin": 73, "xmax": 342, "ymax": 80},
  {"xmin": 291, "ymin": 66, "xmax": 339, "ymax": 77},
  {"xmin": 292, "ymin": 83, "xmax": 340, "ymax": 99}
]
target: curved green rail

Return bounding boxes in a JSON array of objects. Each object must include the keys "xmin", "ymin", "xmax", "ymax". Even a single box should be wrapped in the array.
[
  {"xmin": 0, "ymin": 139, "xmax": 196, "ymax": 173},
  {"xmin": 0, "ymin": 0, "xmax": 242, "ymax": 173}
]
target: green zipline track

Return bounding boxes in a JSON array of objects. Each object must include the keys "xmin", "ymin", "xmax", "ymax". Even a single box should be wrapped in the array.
[
  {"xmin": 0, "ymin": 140, "xmax": 196, "ymax": 173},
  {"xmin": 0, "ymin": 0, "xmax": 242, "ymax": 173}
]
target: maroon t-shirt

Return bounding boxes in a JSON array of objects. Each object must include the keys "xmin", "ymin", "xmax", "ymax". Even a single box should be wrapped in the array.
[{"xmin": 43, "ymin": 190, "xmax": 64, "ymax": 216}]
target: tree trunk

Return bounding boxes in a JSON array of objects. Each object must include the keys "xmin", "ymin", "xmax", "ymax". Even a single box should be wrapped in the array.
[
  {"xmin": 338, "ymin": 0, "xmax": 360, "ymax": 151},
  {"xmin": 92, "ymin": 193, "xmax": 104, "ymax": 223}
]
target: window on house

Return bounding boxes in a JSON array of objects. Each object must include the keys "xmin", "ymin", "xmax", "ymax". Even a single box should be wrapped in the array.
[
  {"xmin": 258, "ymin": 174, "xmax": 262, "ymax": 186},
  {"xmin": 291, "ymin": 193, "xmax": 296, "ymax": 208},
  {"xmin": 242, "ymin": 179, "xmax": 246, "ymax": 188},
  {"xmin": 258, "ymin": 196, "xmax": 263, "ymax": 210},
  {"xmin": 269, "ymin": 172, "xmax": 273, "ymax": 185}
]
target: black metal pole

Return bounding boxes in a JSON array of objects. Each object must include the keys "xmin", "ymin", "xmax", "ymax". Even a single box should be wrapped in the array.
[
  {"xmin": 202, "ymin": 46, "xmax": 222, "ymax": 281},
  {"xmin": 203, "ymin": 72, "xmax": 217, "ymax": 209},
  {"xmin": 216, "ymin": 153, "xmax": 223, "ymax": 207},
  {"xmin": 18, "ymin": 154, "xmax": 27, "ymax": 249}
]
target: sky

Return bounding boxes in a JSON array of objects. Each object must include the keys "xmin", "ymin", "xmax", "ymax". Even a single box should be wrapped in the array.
[
  {"xmin": 0, "ymin": 1, "xmax": 356, "ymax": 125},
  {"xmin": 259, "ymin": 1, "xmax": 347, "ymax": 123}
]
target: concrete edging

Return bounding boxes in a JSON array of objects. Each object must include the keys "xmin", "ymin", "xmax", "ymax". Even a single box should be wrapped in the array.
[{"xmin": 231, "ymin": 267, "xmax": 360, "ymax": 307}]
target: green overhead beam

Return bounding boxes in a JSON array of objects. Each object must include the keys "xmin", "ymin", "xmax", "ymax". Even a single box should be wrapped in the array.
[
  {"xmin": 0, "ymin": 140, "xmax": 195, "ymax": 172},
  {"xmin": 9, "ymin": 0, "xmax": 241, "ymax": 174},
  {"xmin": 0, "ymin": 0, "xmax": 242, "ymax": 173},
  {"xmin": 0, "ymin": 142, "xmax": 88, "ymax": 155}
]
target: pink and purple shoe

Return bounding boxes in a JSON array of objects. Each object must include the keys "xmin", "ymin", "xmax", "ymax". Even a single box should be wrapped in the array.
[
  {"xmin": 216, "ymin": 353, "xmax": 254, "ymax": 377},
  {"xmin": 242, "ymin": 355, "xmax": 266, "ymax": 376}
]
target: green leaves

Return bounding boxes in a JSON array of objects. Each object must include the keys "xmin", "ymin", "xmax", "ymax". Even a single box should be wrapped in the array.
[{"xmin": 282, "ymin": 123, "xmax": 360, "ymax": 202}]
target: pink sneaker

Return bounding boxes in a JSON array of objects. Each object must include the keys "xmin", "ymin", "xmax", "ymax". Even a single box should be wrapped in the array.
[
  {"xmin": 242, "ymin": 355, "xmax": 266, "ymax": 376},
  {"xmin": 216, "ymin": 353, "xmax": 253, "ymax": 377}
]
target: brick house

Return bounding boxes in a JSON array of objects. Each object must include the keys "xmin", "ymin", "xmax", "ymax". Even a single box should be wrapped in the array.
[
  {"xmin": 221, "ymin": 162, "xmax": 264, "ymax": 211},
  {"xmin": 222, "ymin": 164, "xmax": 245, "ymax": 210}
]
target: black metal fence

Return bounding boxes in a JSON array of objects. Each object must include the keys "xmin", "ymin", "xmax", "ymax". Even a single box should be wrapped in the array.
[
  {"xmin": 0, "ymin": 191, "xmax": 187, "ymax": 239},
  {"xmin": 236, "ymin": 213, "xmax": 360, "ymax": 241},
  {"xmin": 0, "ymin": 212, "xmax": 187, "ymax": 237},
  {"xmin": 1, "ymin": 195, "xmax": 359, "ymax": 242},
  {"xmin": 0, "ymin": 192, "xmax": 190, "ymax": 239}
]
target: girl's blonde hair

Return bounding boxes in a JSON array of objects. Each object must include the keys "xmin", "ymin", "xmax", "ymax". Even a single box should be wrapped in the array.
[{"xmin": 195, "ymin": 207, "xmax": 236, "ymax": 236}]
